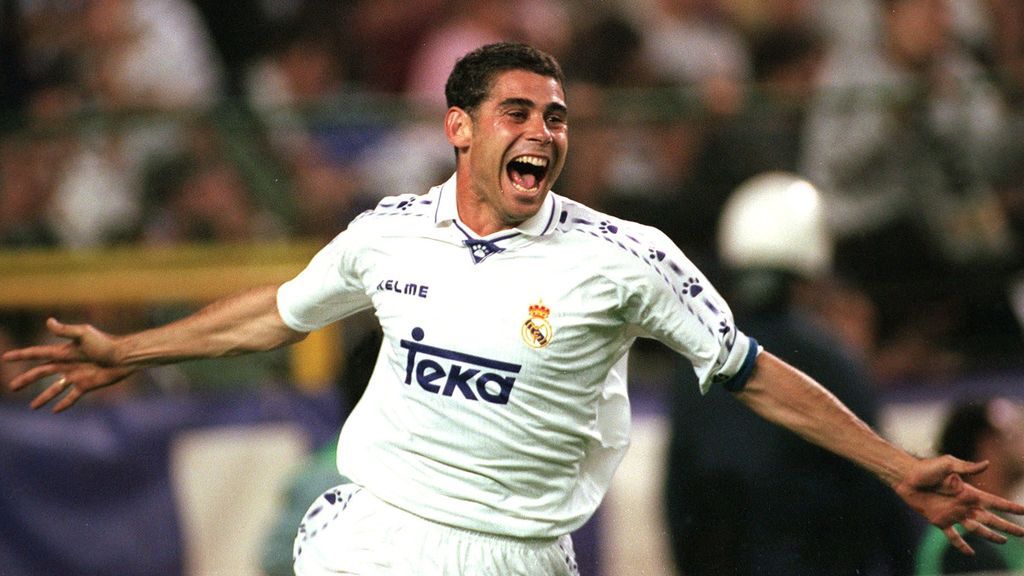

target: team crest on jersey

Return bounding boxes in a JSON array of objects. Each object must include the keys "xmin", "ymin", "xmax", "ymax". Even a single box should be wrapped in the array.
[{"xmin": 521, "ymin": 300, "xmax": 554, "ymax": 349}]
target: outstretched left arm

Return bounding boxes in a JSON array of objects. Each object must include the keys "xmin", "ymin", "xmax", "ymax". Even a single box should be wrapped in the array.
[
  {"xmin": 2, "ymin": 285, "xmax": 306, "ymax": 412},
  {"xmin": 734, "ymin": 351, "xmax": 1024, "ymax": 555}
]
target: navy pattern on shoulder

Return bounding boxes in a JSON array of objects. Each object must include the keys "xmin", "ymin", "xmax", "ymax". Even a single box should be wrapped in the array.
[
  {"xmin": 558, "ymin": 200, "xmax": 736, "ymax": 350},
  {"xmin": 352, "ymin": 192, "xmax": 436, "ymax": 223}
]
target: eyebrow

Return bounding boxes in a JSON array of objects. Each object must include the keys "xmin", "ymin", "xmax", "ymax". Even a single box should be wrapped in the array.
[{"xmin": 498, "ymin": 97, "xmax": 568, "ymax": 116}]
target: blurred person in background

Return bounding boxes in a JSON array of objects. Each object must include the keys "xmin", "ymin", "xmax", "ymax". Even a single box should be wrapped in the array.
[
  {"xmin": 665, "ymin": 173, "xmax": 916, "ymax": 576},
  {"xmin": 986, "ymin": 117, "xmax": 1024, "ymax": 260},
  {"xmin": 345, "ymin": 0, "xmax": 442, "ymax": 94},
  {"xmin": 799, "ymin": 0, "xmax": 1016, "ymax": 383},
  {"xmin": 684, "ymin": 22, "xmax": 826, "ymax": 265},
  {"xmin": 943, "ymin": 0, "xmax": 1024, "ymax": 106},
  {"xmin": 916, "ymin": 397, "xmax": 1024, "ymax": 574},
  {"xmin": 404, "ymin": 0, "xmax": 522, "ymax": 108},
  {"xmin": 720, "ymin": 0, "xmax": 821, "ymax": 36},
  {"xmin": 636, "ymin": 0, "xmax": 751, "ymax": 117},
  {"xmin": 140, "ymin": 152, "xmax": 283, "ymax": 245},
  {"xmin": 243, "ymin": 12, "xmax": 390, "ymax": 239},
  {"xmin": 558, "ymin": 10, "xmax": 659, "ymax": 212},
  {"xmin": 137, "ymin": 148, "xmax": 289, "ymax": 392},
  {"xmin": 79, "ymin": 0, "xmax": 223, "ymax": 110},
  {"xmin": 0, "ymin": 135, "xmax": 61, "ymax": 248},
  {"xmin": 2, "ymin": 0, "xmax": 229, "ymax": 249},
  {"xmin": 560, "ymin": 8, "xmax": 708, "ymax": 279},
  {"xmin": 65, "ymin": 0, "xmax": 225, "ymax": 248}
]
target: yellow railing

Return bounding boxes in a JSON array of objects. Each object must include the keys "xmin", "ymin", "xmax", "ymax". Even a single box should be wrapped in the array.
[{"xmin": 0, "ymin": 241, "xmax": 341, "ymax": 390}]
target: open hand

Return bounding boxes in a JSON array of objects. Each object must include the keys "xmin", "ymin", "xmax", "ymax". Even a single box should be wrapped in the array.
[
  {"xmin": 894, "ymin": 455, "xmax": 1024, "ymax": 555},
  {"xmin": 2, "ymin": 317, "xmax": 120, "ymax": 366},
  {"xmin": 2, "ymin": 318, "xmax": 131, "ymax": 412}
]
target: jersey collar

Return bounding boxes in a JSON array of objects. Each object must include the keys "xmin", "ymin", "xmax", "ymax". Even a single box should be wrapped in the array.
[{"xmin": 432, "ymin": 173, "xmax": 561, "ymax": 238}]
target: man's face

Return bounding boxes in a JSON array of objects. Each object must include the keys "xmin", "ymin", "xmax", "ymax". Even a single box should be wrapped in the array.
[{"xmin": 449, "ymin": 69, "xmax": 568, "ymax": 234}]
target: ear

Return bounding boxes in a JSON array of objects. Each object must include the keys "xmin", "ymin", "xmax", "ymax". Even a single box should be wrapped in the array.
[{"xmin": 445, "ymin": 107, "xmax": 472, "ymax": 150}]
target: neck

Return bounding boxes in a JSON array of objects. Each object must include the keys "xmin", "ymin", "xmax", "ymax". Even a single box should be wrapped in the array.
[
  {"xmin": 456, "ymin": 194, "xmax": 515, "ymax": 237},
  {"xmin": 453, "ymin": 172, "xmax": 522, "ymax": 237}
]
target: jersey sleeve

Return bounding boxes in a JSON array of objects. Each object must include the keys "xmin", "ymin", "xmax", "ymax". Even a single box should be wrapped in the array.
[
  {"xmin": 276, "ymin": 228, "xmax": 374, "ymax": 332},
  {"xmin": 620, "ymin": 226, "xmax": 760, "ymax": 393}
]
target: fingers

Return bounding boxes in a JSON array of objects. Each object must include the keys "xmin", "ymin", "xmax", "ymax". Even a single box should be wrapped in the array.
[
  {"xmin": 1, "ymin": 342, "xmax": 81, "ymax": 364},
  {"xmin": 942, "ymin": 496, "xmax": 1024, "ymax": 555},
  {"xmin": 46, "ymin": 317, "xmax": 87, "ymax": 341},
  {"xmin": 8, "ymin": 363, "xmax": 65, "ymax": 391},
  {"xmin": 962, "ymin": 517, "xmax": 1008, "ymax": 545},
  {"xmin": 28, "ymin": 375, "xmax": 74, "ymax": 409},
  {"xmin": 941, "ymin": 506, "xmax": 1024, "ymax": 554},
  {"xmin": 944, "ymin": 526, "xmax": 975, "ymax": 556},
  {"xmin": 14, "ymin": 380, "xmax": 88, "ymax": 413},
  {"xmin": 14, "ymin": 364, "xmax": 136, "ymax": 413},
  {"xmin": 978, "ymin": 492, "xmax": 1024, "ymax": 522},
  {"xmin": 974, "ymin": 509, "xmax": 1024, "ymax": 538},
  {"xmin": 50, "ymin": 384, "xmax": 85, "ymax": 413},
  {"xmin": 951, "ymin": 458, "xmax": 990, "ymax": 478},
  {"xmin": 939, "ymin": 471, "xmax": 965, "ymax": 496},
  {"xmin": 27, "ymin": 373, "xmax": 89, "ymax": 413},
  {"xmin": 1, "ymin": 318, "xmax": 89, "ymax": 364}
]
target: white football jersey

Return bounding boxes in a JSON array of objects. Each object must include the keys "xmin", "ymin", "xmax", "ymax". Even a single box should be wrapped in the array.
[{"xmin": 277, "ymin": 174, "xmax": 758, "ymax": 538}]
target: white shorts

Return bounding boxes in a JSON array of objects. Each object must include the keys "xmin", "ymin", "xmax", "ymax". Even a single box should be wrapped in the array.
[{"xmin": 293, "ymin": 483, "xmax": 580, "ymax": 575}]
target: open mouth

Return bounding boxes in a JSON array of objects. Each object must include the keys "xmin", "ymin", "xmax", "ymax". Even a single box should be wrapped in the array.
[{"xmin": 506, "ymin": 155, "xmax": 549, "ymax": 193}]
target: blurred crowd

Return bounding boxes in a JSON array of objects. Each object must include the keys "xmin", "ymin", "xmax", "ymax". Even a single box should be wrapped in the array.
[{"xmin": 2, "ymin": 0, "xmax": 1024, "ymax": 397}]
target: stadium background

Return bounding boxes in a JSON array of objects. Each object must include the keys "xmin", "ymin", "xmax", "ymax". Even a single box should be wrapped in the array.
[{"xmin": 2, "ymin": 0, "xmax": 1024, "ymax": 574}]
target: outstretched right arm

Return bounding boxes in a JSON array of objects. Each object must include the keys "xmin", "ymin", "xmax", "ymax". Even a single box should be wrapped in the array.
[{"xmin": 2, "ymin": 284, "xmax": 307, "ymax": 411}]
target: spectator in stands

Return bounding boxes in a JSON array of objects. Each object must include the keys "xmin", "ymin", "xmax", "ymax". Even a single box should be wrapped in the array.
[
  {"xmin": 0, "ymin": 136, "xmax": 60, "ymax": 248},
  {"xmin": 404, "ymin": 0, "xmax": 521, "ymax": 108},
  {"xmin": 945, "ymin": 0, "xmax": 1024, "ymax": 106},
  {"xmin": 559, "ymin": 9, "xmax": 707, "ymax": 269},
  {"xmin": 986, "ymin": 115, "xmax": 1024, "ymax": 263},
  {"xmin": 79, "ymin": 0, "xmax": 223, "ymax": 110},
  {"xmin": 721, "ymin": 0, "xmax": 822, "ymax": 37},
  {"xmin": 44, "ymin": 0, "xmax": 228, "ymax": 248},
  {"xmin": 558, "ymin": 11, "xmax": 662, "ymax": 213},
  {"xmin": 141, "ymin": 151, "xmax": 282, "ymax": 245},
  {"xmin": 243, "ymin": 15, "xmax": 389, "ymax": 239},
  {"xmin": 799, "ymin": 0, "xmax": 1015, "ymax": 382},
  {"xmin": 345, "ymin": 0, "xmax": 441, "ymax": 94},
  {"xmin": 639, "ymin": 0, "xmax": 751, "ymax": 117},
  {"xmin": 684, "ymin": 22, "xmax": 826, "ymax": 263},
  {"xmin": 916, "ymin": 397, "xmax": 1024, "ymax": 574},
  {"xmin": 138, "ymin": 149, "xmax": 289, "ymax": 391},
  {"xmin": 665, "ymin": 173, "xmax": 916, "ymax": 575}
]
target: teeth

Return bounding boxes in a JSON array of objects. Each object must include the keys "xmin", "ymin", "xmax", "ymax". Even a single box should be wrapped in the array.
[
  {"xmin": 514, "ymin": 155, "xmax": 548, "ymax": 167},
  {"xmin": 511, "ymin": 182, "xmax": 539, "ymax": 193}
]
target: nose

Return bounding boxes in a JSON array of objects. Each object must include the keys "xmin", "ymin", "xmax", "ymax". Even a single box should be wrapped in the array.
[{"xmin": 526, "ymin": 114, "xmax": 553, "ymax": 145}]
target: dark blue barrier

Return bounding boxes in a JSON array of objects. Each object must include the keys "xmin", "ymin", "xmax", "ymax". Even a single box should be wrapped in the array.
[
  {"xmin": 0, "ymin": 388, "xmax": 342, "ymax": 576},
  {"xmin": 0, "ymin": 387, "xmax": 604, "ymax": 576}
]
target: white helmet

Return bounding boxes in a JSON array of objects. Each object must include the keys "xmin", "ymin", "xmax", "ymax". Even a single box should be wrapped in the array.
[{"xmin": 717, "ymin": 172, "xmax": 833, "ymax": 278}]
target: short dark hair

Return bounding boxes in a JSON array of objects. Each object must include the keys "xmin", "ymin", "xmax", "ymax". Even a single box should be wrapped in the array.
[{"xmin": 444, "ymin": 42, "xmax": 565, "ymax": 114}]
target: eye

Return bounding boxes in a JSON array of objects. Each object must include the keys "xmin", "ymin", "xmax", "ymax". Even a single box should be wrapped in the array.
[
  {"xmin": 545, "ymin": 113, "xmax": 567, "ymax": 127},
  {"xmin": 507, "ymin": 109, "xmax": 528, "ymax": 121}
]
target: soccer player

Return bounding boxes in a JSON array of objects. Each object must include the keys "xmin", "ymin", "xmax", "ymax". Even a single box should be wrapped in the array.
[{"xmin": 4, "ymin": 42, "xmax": 1024, "ymax": 575}]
